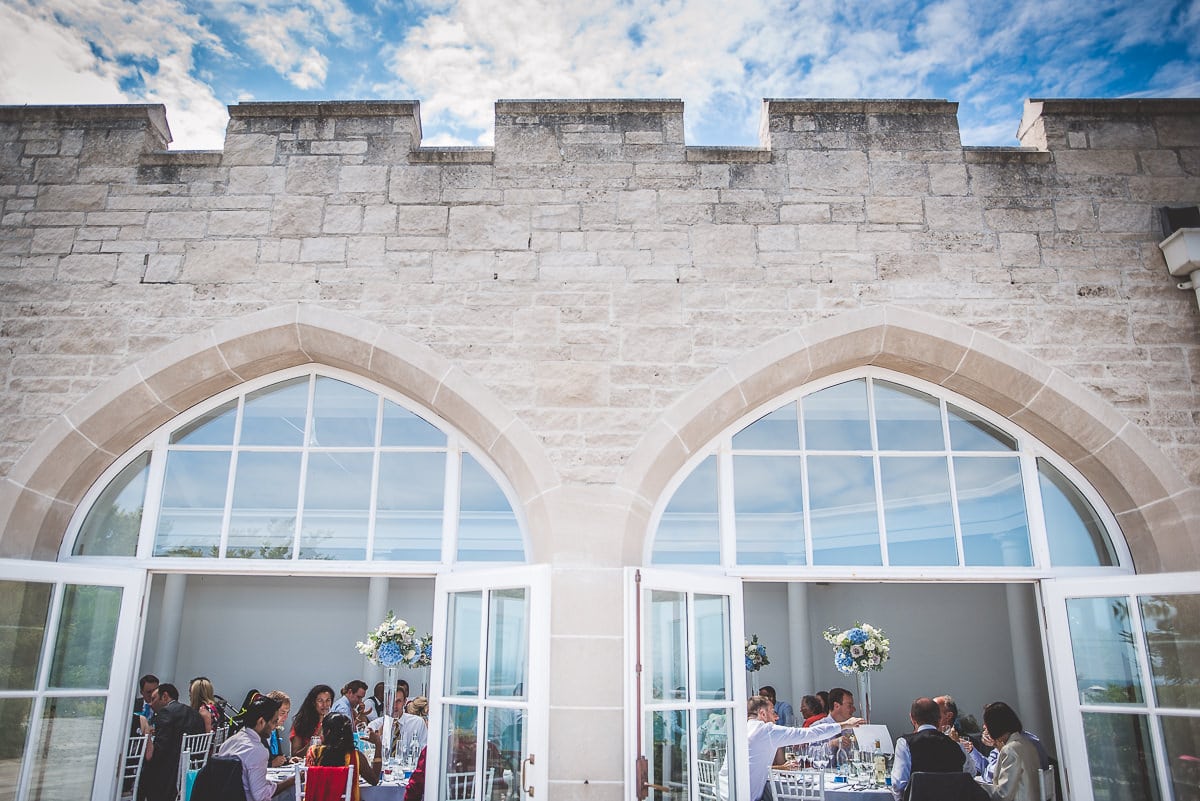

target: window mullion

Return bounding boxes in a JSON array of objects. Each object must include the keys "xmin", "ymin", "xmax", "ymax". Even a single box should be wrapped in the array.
[
  {"xmin": 442, "ymin": 439, "xmax": 461, "ymax": 565},
  {"xmin": 365, "ymin": 396, "xmax": 383, "ymax": 560}
]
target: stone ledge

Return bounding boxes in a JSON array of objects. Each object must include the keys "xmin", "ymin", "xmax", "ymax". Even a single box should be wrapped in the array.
[
  {"xmin": 140, "ymin": 151, "xmax": 223, "ymax": 167},
  {"xmin": 229, "ymin": 101, "xmax": 420, "ymax": 118},
  {"xmin": 963, "ymin": 147, "xmax": 1051, "ymax": 164},
  {"xmin": 409, "ymin": 147, "xmax": 495, "ymax": 164},
  {"xmin": 1030, "ymin": 98, "xmax": 1200, "ymax": 115},
  {"xmin": 764, "ymin": 98, "xmax": 957, "ymax": 115},
  {"xmin": 0, "ymin": 104, "xmax": 171, "ymax": 146},
  {"xmin": 496, "ymin": 99, "xmax": 683, "ymax": 115},
  {"xmin": 685, "ymin": 146, "xmax": 772, "ymax": 163}
]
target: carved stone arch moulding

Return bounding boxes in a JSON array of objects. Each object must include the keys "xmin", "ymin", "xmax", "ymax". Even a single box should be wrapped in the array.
[
  {"xmin": 614, "ymin": 304, "xmax": 1198, "ymax": 573},
  {"xmin": 0, "ymin": 304, "xmax": 560, "ymax": 561}
]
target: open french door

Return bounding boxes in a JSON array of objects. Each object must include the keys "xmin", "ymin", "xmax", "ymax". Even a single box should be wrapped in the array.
[
  {"xmin": 431, "ymin": 565, "xmax": 549, "ymax": 800},
  {"xmin": 1043, "ymin": 572, "xmax": 1200, "ymax": 801},
  {"xmin": 628, "ymin": 568, "xmax": 747, "ymax": 801},
  {"xmin": 0, "ymin": 558, "xmax": 145, "ymax": 801}
]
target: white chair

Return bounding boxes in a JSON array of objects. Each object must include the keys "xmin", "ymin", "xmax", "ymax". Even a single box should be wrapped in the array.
[
  {"xmin": 209, "ymin": 725, "xmax": 230, "ymax": 754},
  {"xmin": 121, "ymin": 734, "xmax": 148, "ymax": 800},
  {"xmin": 769, "ymin": 769, "xmax": 825, "ymax": 801},
  {"xmin": 297, "ymin": 764, "xmax": 354, "ymax": 801},
  {"xmin": 446, "ymin": 767, "xmax": 495, "ymax": 800},
  {"xmin": 1038, "ymin": 764, "xmax": 1055, "ymax": 801},
  {"xmin": 697, "ymin": 758, "xmax": 720, "ymax": 801},
  {"xmin": 176, "ymin": 731, "xmax": 214, "ymax": 801}
]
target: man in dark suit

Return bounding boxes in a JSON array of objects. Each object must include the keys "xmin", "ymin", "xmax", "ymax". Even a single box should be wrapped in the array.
[
  {"xmin": 141, "ymin": 682, "xmax": 204, "ymax": 801},
  {"xmin": 891, "ymin": 697, "xmax": 973, "ymax": 800}
]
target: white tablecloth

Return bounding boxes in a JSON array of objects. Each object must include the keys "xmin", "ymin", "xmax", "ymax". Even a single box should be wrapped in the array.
[{"xmin": 268, "ymin": 769, "xmax": 407, "ymax": 801}]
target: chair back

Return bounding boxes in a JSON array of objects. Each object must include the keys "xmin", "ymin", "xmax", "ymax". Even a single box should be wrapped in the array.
[
  {"xmin": 907, "ymin": 770, "xmax": 989, "ymax": 801},
  {"xmin": 210, "ymin": 725, "xmax": 230, "ymax": 754},
  {"xmin": 447, "ymin": 768, "xmax": 495, "ymax": 800},
  {"xmin": 300, "ymin": 765, "xmax": 354, "ymax": 801},
  {"xmin": 768, "ymin": 769, "xmax": 824, "ymax": 801},
  {"xmin": 189, "ymin": 755, "xmax": 247, "ymax": 801},
  {"xmin": 121, "ymin": 734, "xmax": 148, "ymax": 800},
  {"xmin": 176, "ymin": 731, "xmax": 215, "ymax": 801},
  {"xmin": 1038, "ymin": 764, "xmax": 1055, "ymax": 801},
  {"xmin": 697, "ymin": 758, "xmax": 720, "ymax": 801}
]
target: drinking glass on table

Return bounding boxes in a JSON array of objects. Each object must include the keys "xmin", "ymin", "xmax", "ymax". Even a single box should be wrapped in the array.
[{"xmin": 812, "ymin": 744, "xmax": 830, "ymax": 772}]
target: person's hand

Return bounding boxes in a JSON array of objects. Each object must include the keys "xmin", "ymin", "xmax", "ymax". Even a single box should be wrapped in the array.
[
  {"xmin": 842, "ymin": 717, "xmax": 866, "ymax": 728},
  {"xmin": 962, "ymin": 739, "xmax": 974, "ymax": 754}
]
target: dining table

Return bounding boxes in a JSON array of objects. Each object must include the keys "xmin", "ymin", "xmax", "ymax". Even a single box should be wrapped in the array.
[
  {"xmin": 775, "ymin": 768, "xmax": 894, "ymax": 801},
  {"xmin": 268, "ymin": 766, "xmax": 408, "ymax": 801}
]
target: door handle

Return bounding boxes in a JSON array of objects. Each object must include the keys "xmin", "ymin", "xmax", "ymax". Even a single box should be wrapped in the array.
[{"xmin": 521, "ymin": 753, "xmax": 535, "ymax": 796}]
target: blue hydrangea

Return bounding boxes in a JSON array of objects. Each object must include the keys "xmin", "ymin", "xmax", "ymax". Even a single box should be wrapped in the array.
[
  {"xmin": 848, "ymin": 627, "xmax": 868, "ymax": 644},
  {"xmin": 746, "ymin": 655, "xmax": 754, "ymax": 671},
  {"xmin": 378, "ymin": 640, "xmax": 403, "ymax": 666}
]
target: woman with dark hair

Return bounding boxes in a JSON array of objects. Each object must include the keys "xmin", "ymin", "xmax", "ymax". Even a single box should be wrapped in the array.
[
  {"xmin": 290, "ymin": 684, "xmax": 335, "ymax": 757},
  {"xmin": 981, "ymin": 701, "xmax": 1040, "ymax": 801},
  {"xmin": 305, "ymin": 712, "xmax": 378, "ymax": 801}
]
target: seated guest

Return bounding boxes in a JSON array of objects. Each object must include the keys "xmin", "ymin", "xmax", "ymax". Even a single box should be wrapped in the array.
[
  {"xmin": 969, "ymin": 722, "xmax": 1050, "ymax": 782},
  {"xmin": 189, "ymin": 677, "xmax": 222, "ymax": 733},
  {"xmin": 331, "ymin": 680, "xmax": 369, "ymax": 726},
  {"xmin": 290, "ymin": 684, "xmax": 335, "ymax": 757},
  {"xmin": 217, "ymin": 695, "xmax": 296, "ymax": 801},
  {"xmin": 367, "ymin": 688, "xmax": 427, "ymax": 760},
  {"xmin": 935, "ymin": 694, "xmax": 978, "ymax": 776},
  {"xmin": 306, "ymin": 713, "xmax": 379, "ymax": 801},
  {"xmin": 142, "ymin": 683, "xmax": 205, "ymax": 801},
  {"xmin": 759, "ymin": 686, "xmax": 794, "ymax": 727},
  {"xmin": 364, "ymin": 682, "xmax": 386, "ymax": 722},
  {"xmin": 981, "ymin": 702, "xmax": 1045, "ymax": 801},
  {"xmin": 406, "ymin": 696, "xmax": 429, "ymax": 725},
  {"xmin": 799, "ymin": 694, "xmax": 825, "ymax": 727},
  {"xmin": 892, "ymin": 697, "xmax": 974, "ymax": 801},
  {"xmin": 135, "ymin": 674, "xmax": 158, "ymax": 719},
  {"xmin": 265, "ymin": 690, "xmax": 291, "ymax": 767},
  {"xmin": 403, "ymin": 747, "xmax": 427, "ymax": 801}
]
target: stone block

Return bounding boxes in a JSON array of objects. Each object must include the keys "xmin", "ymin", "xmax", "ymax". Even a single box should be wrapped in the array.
[
  {"xmin": 299, "ymin": 237, "xmax": 347, "ymax": 262},
  {"xmin": 338, "ymin": 165, "xmax": 388, "ymax": 193},
  {"xmin": 222, "ymin": 133, "xmax": 278, "ymax": 166},
  {"xmin": 57, "ymin": 252, "xmax": 119, "ymax": 281},
  {"xmin": 180, "ymin": 239, "xmax": 259, "ymax": 282},
  {"xmin": 142, "ymin": 253, "xmax": 182, "ymax": 283},
  {"xmin": 867, "ymin": 197, "xmax": 924, "ymax": 225},
  {"xmin": 207, "ymin": 209, "xmax": 271, "ymax": 236},
  {"xmin": 29, "ymin": 227, "xmax": 75, "ymax": 254},
  {"xmin": 448, "ymin": 205, "xmax": 530, "ymax": 250},
  {"xmin": 285, "ymin": 157, "xmax": 340, "ymax": 194},
  {"xmin": 37, "ymin": 185, "xmax": 107, "ymax": 211},
  {"xmin": 388, "ymin": 166, "xmax": 441, "ymax": 204},
  {"xmin": 146, "ymin": 211, "xmax": 208, "ymax": 239},
  {"xmin": 323, "ymin": 205, "xmax": 363, "ymax": 234},
  {"xmin": 690, "ymin": 224, "xmax": 755, "ymax": 264},
  {"xmin": 271, "ymin": 196, "xmax": 324, "ymax": 236},
  {"xmin": 787, "ymin": 150, "xmax": 869, "ymax": 193}
]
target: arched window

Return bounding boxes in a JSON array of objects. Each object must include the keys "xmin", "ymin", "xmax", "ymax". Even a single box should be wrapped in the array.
[
  {"xmin": 66, "ymin": 369, "xmax": 526, "ymax": 564},
  {"xmin": 651, "ymin": 372, "xmax": 1124, "ymax": 572}
]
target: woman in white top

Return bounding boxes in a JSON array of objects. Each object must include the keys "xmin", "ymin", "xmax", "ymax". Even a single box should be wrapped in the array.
[{"xmin": 981, "ymin": 701, "xmax": 1041, "ymax": 801}]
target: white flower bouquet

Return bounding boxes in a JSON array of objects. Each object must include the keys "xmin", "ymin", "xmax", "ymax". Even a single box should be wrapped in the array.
[
  {"xmin": 745, "ymin": 634, "xmax": 770, "ymax": 672},
  {"xmin": 823, "ymin": 623, "xmax": 889, "ymax": 674},
  {"xmin": 356, "ymin": 611, "xmax": 431, "ymax": 668}
]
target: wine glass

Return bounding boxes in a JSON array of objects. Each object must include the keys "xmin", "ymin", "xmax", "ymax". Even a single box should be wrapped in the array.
[{"xmin": 811, "ymin": 743, "xmax": 830, "ymax": 773}]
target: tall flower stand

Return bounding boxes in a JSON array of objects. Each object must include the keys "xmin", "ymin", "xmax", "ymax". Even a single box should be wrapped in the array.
[
  {"xmin": 856, "ymin": 671, "xmax": 872, "ymax": 723},
  {"xmin": 381, "ymin": 664, "xmax": 398, "ymax": 763}
]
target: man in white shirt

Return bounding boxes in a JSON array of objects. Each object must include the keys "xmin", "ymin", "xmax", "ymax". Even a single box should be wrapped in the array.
[
  {"xmin": 367, "ymin": 689, "xmax": 427, "ymax": 761},
  {"xmin": 719, "ymin": 695, "xmax": 863, "ymax": 801},
  {"xmin": 217, "ymin": 696, "xmax": 296, "ymax": 801}
]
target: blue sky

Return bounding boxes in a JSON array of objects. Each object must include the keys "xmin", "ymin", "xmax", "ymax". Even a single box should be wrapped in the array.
[{"xmin": 0, "ymin": 0, "xmax": 1196, "ymax": 150}]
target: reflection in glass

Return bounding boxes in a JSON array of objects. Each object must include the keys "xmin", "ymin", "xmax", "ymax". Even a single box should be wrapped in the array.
[
  {"xmin": 155, "ymin": 450, "xmax": 231, "ymax": 557},
  {"xmin": 74, "ymin": 452, "xmax": 150, "ymax": 557},
  {"xmin": 0, "ymin": 581, "xmax": 51, "ymax": 690},
  {"xmin": 1067, "ymin": 597, "xmax": 1142, "ymax": 704},
  {"xmin": 1039, "ymin": 459, "xmax": 1116, "ymax": 567},
  {"xmin": 947, "ymin": 404, "xmax": 1016, "ymax": 451},
  {"xmin": 648, "ymin": 591, "xmax": 687, "ymax": 702},
  {"xmin": 487, "ymin": 706, "xmax": 526, "ymax": 795},
  {"xmin": 486, "ymin": 589, "xmax": 528, "ymax": 699},
  {"xmin": 734, "ymin": 456, "xmax": 804, "ymax": 565},
  {"xmin": 374, "ymin": 452, "xmax": 445, "ymax": 561},
  {"xmin": 955, "ymin": 457, "xmax": 1031, "ymax": 566},
  {"xmin": 458, "ymin": 455, "xmax": 524, "ymax": 563},
  {"xmin": 0, "ymin": 697, "xmax": 32, "ymax": 801},
  {"xmin": 653, "ymin": 456, "xmax": 720, "ymax": 566},
  {"xmin": 1082, "ymin": 712, "xmax": 1161, "ymax": 801},
  {"xmin": 240, "ymin": 377, "xmax": 309, "ymax": 447},
  {"xmin": 227, "ymin": 452, "xmax": 301, "ymax": 559},
  {"xmin": 697, "ymin": 707, "xmax": 731, "ymax": 764},
  {"xmin": 442, "ymin": 704, "xmax": 481, "ymax": 798},
  {"xmin": 170, "ymin": 399, "xmax": 237, "ymax": 446},
  {"xmin": 300, "ymin": 452, "xmax": 373, "ymax": 560},
  {"xmin": 646, "ymin": 709, "xmax": 689, "ymax": 801},
  {"xmin": 873, "ymin": 381, "xmax": 943, "ymax": 451},
  {"xmin": 310, "ymin": 377, "xmax": 377, "ymax": 447},
  {"xmin": 803, "ymin": 380, "xmax": 871, "ymax": 451},
  {"xmin": 1140, "ymin": 594, "xmax": 1200, "ymax": 709},
  {"xmin": 808, "ymin": 456, "xmax": 880, "ymax": 565},
  {"xmin": 694, "ymin": 595, "xmax": 730, "ymax": 701},
  {"xmin": 881, "ymin": 457, "xmax": 957, "ymax": 566},
  {"xmin": 1160, "ymin": 715, "xmax": 1200, "ymax": 801},
  {"xmin": 381, "ymin": 401, "xmax": 446, "ymax": 447},
  {"xmin": 49, "ymin": 585, "xmax": 120, "ymax": 689},
  {"xmin": 733, "ymin": 403, "xmax": 799, "ymax": 450},
  {"xmin": 26, "ymin": 696, "xmax": 106, "ymax": 801},
  {"xmin": 446, "ymin": 592, "xmax": 482, "ymax": 697}
]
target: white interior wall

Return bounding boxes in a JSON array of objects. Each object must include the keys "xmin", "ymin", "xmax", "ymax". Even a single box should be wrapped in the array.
[{"xmin": 743, "ymin": 581, "xmax": 1055, "ymax": 758}]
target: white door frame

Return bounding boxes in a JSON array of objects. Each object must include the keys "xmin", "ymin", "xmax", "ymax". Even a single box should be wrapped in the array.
[{"xmin": 431, "ymin": 564, "xmax": 550, "ymax": 800}]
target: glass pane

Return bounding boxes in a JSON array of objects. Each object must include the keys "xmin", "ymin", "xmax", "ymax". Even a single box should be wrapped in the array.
[
  {"xmin": 458, "ymin": 455, "xmax": 523, "ymax": 563},
  {"xmin": 955, "ymin": 457, "xmax": 1032, "ymax": 566},
  {"xmin": 1140, "ymin": 593, "xmax": 1200, "ymax": 709},
  {"xmin": 447, "ymin": 592, "xmax": 482, "ymax": 697},
  {"xmin": 646, "ymin": 709, "xmax": 689, "ymax": 801},
  {"xmin": 49, "ymin": 585, "xmax": 121, "ymax": 689},
  {"xmin": 947, "ymin": 404, "xmax": 1016, "ymax": 451},
  {"xmin": 375, "ymin": 452, "xmax": 445, "ymax": 561},
  {"xmin": 486, "ymin": 589, "xmax": 528, "ymax": 699},
  {"xmin": 697, "ymin": 707, "xmax": 731, "ymax": 765},
  {"xmin": 803, "ymin": 380, "xmax": 871, "ymax": 451},
  {"xmin": 0, "ymin": 698, "xmax": 33, "ymax": 801},
  {"xmin": 694, "ymin": 595, "xmax": 730, "ymax": 701},
  {"xmin": 300, "ymin": 451, "xmax": 373, "ymax": 560},
  {"xmin": 227, "ymin": 451, "xmax": 301, "ymax": 559},
  {"xmin": 74, "ymin": 452, "xmax": 149, "ymax": 557},
  {"xmin": 1082, "ymin": 712, "xmax": 1161, "ymax": 801},
  {"xmin": 487, "ymin": 706, "xmax": 524, "ymax": 797},
  {"xmin": 734, "ymin": 455, "xmax": 805, "ymax": 565},
  {"xmin": 732, "ymin": 403, "xmax": 799, "ymax": 450},
  {"xmin": 381, "ymin": 401, "xmax": 446, "ymax": 447},
  {"xmin": 1067, "ymin": 597, "xmax": 1143, "ymax": 704},
  {"xmin": 647, "ymin": 590, "xmax": 687, "ymax": 702},
  {"xmin": 653, "ymin": 456, "xmax": 720, "ymax": 566},
  {"xmin": 240, "ymin": 377, "xmax": 309, "ymax": 446},
  {"xmin": 873, "ymin": 381, "xmax": 944, "ymax": 451},
  {"xmin": 170, "ymin": 399, "xmax": 237, "ymax": 445},
  {"xmin": 1039, "ymin": 459, "xmax": 1116, "ymax": 567},
  {"xmin": 26, "ymin": 696, "xmax": 106, "ymax": 801},
  {"xmin": 310, "ymin": 377, "xmax": 377, "ymax": 447},
  {"xmin": 442, "ymin": 704, "xmax": 481, "ymax": 798},
  {"xmin": 880, "ymin": 456, "xmax": 957, "ymax": 566},
  {"xmin": 1160, "ymin": 715, "xmax": 1200, "ymax": 801},
  {"xmin": 0, "ymin": 581, "xmax": 52, "ymax": 690},
  {"xmin": 154, "ymin": 450, "xmax": 231, "ymax": 557},
  {"xmin": 808, "ymin": 455, "xmax": 880, "ymax": 566}
]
